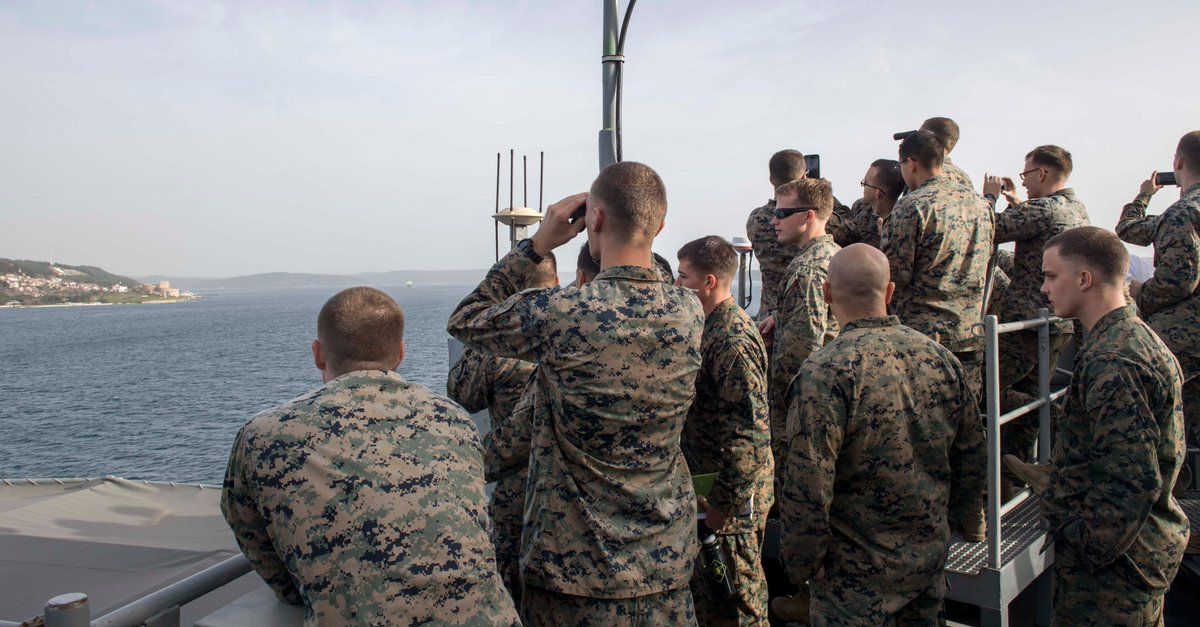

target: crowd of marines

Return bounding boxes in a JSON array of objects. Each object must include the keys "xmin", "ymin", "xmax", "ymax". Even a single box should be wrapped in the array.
[{"xmin": 219, "ymin": 121, "xmax": 1200, "ymax": 626}]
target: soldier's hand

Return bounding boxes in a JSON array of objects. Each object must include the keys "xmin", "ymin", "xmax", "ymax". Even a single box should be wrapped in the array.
[
  {"xmin": 698, "ymin": 497, "xmax": 728, "ymax": 532},
  {"xmin": 1140, "ymin": 172, "xmax": 1163, "ymax": 197},
  {"xmin": 757, "ymin": 315, "xmax": 775, "ymax": 344},
  {"xmin": 982, "ymin": 174, "xmax": 1003, "ymax": 198},
  {"xmin": 532, "ymin": 192, "xmax": 589, "ymax": 256}
]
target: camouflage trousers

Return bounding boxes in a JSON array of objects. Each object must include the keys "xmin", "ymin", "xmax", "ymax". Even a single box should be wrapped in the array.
[
  {"xmin": 808, "ymin": 575, "xmax": 945, "ymax": 626},
  {"xmin": 997, "ymin": 331, "xmax": 1072, "ymax": 462},
  {"xmin": 489, "ymin": 470, "xmax": 526, "ymax": 606},
  {"xmin": 689, "ymin": 520, "xmax": 769, "ymax": 626},
  {"xmin": 953, "ymin": 349, "xmax": 983, "ymax": 407},
  {"xmin": 1185, "ymin": 377, "xmax": 1200, "ymax": 451},
  {"xmin": 520, "ymin": 585, "xmax": 697, "ymax": 627},
  {"xmin": 1052, "ymin": 554, "xmax": 1165, "ymax": 626}
]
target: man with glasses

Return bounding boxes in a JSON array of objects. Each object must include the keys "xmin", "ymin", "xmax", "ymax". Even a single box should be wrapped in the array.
[
  {"xmin": 835, "ymin": 159, "xmax": 906, "ymax": 248},
  {"xmin": 981, "ymin": 146, "xmax": 1089, "ymax": 487},
  {"xmin": 881, "ymin": 130, "xmax": 993, "ymax": 540}
]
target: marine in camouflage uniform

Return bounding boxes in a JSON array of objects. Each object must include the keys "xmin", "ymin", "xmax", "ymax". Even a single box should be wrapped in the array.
[
  {"xmin": 991, "ymin": 189, "xmax": 1089, "ymax": 459},
  {"xmin": 447, "ymin": 247, "xmax": 703, "ymax": 625},
  {"xmin": 682, "ymin": 298, "xmax": 773, "ymax": 627},
  {"xmin": 880, "ymin": 174, "xmax": 993, "ymax": 400},
  {"xmin": 942, "ymin": 155, "xmax": 974, "ymax": 191},
  {"xmin": 1042, "ymin": 305, "xmax": 1189, "ymax": 625},
  {"xmin": 831, "ymin": 197, "xmax": 883, "ymax": 248},
  {"xmin": 221, "ymin": 370, "xmax": 520, "ymax": 626},
  {"xmin": 781, "ymin": 315, "xmax": 986, "ymax": 625},
  {"xmin": 1117, "ymin": 183, "xmax": 1200, "ymax": 448},
  {"xmin": 746, "ymin": 196, "xmax": 848, "ymax": 321},
  {"xmin": 769, "ymin": 234, "xmax": 840, "ymax": 475},
  {"xmin": 446, "ymin": 346, "xmax": 536, "ymax": 605}
]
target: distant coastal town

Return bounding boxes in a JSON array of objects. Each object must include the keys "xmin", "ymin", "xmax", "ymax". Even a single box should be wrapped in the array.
[{"xmin": 1, "ymin": 258, "xmax": 195, "ymax": 307}]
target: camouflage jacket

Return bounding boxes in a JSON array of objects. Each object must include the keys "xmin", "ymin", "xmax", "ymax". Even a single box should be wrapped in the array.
[
  {"xmin": 942, "ymin": 156, "xmax": 974, "ymax": 191},
  {"xmin": 993, "ymin": 188, "xmax": 1090, "ymax": 332},
  {"xmin": 1042, "ymin": 306, "xmax": 1188, "ymax": 591},
  {"xmin": 220, "ymin": 370, "xmax": 519, "ymax": 626},
  {"xmin": 881, "ymin": 174, "xmax": 994, "ymax": 353},
  {"xmin": 1115, "ymin": 191, "xmax": 1162, "ymax": 247},
  {"xmin": 832, "ymin": 198, "xmax": 883, "ymax": 249},
  {"xmin": 747, "ymin": 196, "xmax": 848, "ymax": 320},
  {"xmin": 1129, "ymin": 184, "xmax": 1200, "ymax": 379},
  {"xmin": 770, "ymin": 235, "xmax": 840, "ymax": 413},
  {"xmin": 780, "ymin": 316, "xmax": 985, "ymax": 601},
  {"xmin": 446, "ymin": 248, "xmax": 704, "ymax": 598},
  {"xmin": 682, "ymin": 298, "xmax": 773, "ymax": 535}
]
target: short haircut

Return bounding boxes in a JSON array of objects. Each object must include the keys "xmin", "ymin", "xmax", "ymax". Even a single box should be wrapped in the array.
[
  {"xmin": 589, "ymin": 161, "xmax": 667, "ymax": 241},
  {"xmin": 653, "ymin": 252, "xmax": 674, "ymax": 282},
  {"xmin": 769, "ymin": 149, "xmax": 808, "ymax": 186},
  {"xmin": 920, "ymin": 117, "xmax": 960, "ymax": 153},
  {"xmin": 1178, "ymin": 131, "xmax": 1200, "ymax": 174},
  {"xmin": 870, "ymin": 159, "xmax": 905, "ymax": 201},
  {"xmin": 1044, "ymin": 226, "xmax": 1129, "ymax": 286},
  {"xmin": 576, "ymin": 242, "xmax": 600, "ymax": 282},
  {"xmin": 774, "ymin": 177, "xmax": 835, "ymax": 219},
  {"xmin": 677, "ymin": 236, "xmax": 738, "ymax": 282},
  {"xmin": 1026, "ymin": 145, "xmax": 1073, "ymax": 178},
  {"xmin": 317, "ymin": 287, "xmax": 405, "ymax": 373},
  {"xmin": 899, "ymin": 130, "xmax": 945, "ymax": 170},
  {"xmin": 530, "ymin": 251, "xmax": 558, "ymax": 288}
]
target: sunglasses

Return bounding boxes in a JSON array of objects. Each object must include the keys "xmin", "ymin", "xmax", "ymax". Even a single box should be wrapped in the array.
[{"xmin": 773, "ymin": 206, "xmax": 817, "ymax": 220}]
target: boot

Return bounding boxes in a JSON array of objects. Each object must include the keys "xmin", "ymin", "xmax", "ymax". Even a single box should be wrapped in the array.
[
  {"xmin": 958, "ymin": 509, "xmax": 986, "ymax": 543},
  {"xmin": 770, "ymin": 587, "xmax": 810, "ymax": 624},
  {"xmin": 1003, "ymin": 454, "xmax": 1052, "ymax": 496}
]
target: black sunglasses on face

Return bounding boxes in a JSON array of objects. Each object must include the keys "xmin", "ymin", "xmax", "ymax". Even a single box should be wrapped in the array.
[{"xmin": 773, "ymin": 206, "xmax": 817, "ymax": 220}]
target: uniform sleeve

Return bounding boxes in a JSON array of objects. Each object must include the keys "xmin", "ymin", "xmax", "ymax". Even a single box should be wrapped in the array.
[
  {"xmin": 483, "ymin": 385, "xmax": 536, "ymax": 483},
  {"xmin": 1115, "ymin": 193, "xmax": 1158, "ymax": 246},
  {"xmin": 446, "ymin": 248, "xmax": 555, "ymax": 362},
  {"xmin": 1059, "ymin": 358, "xmax": 1165, "ymax": 571},
  {"xmin": 994, "ymin": 200, "xmax": 1051, "ymax": 244},
  {"xmin": 446, "ymin": 347, "xmax": 494, "ymax": 413},
  {"xmin": 705, "ymin": 340, "xmax": 771, "ymax": 518},
  {"xmin": 947, "ymin": 365, "xmax": 986, "ymax": 527},
  {"xmin": 219, "ymin": 427, "xmax": 302, "ymax": 605},
  {"xmin": 1137, "ymin": 207, "xmax": 1200, "ymax": 317},
  {"xmin": 881, "ymin": 204, "xmax": 917, "ymax": 294},
  {"xmin": 770, "ymin": 267, "xmax": 830, "ymax": 406},
  {"xmin": 780, "ymin": 367, "xmax": 845, "ymax": 586}
]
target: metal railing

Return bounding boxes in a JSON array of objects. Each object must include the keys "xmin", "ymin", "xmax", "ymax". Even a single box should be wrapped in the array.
[{"xmin": 980, "ymin": 308, "xmax": 1068, "ymax": 569}]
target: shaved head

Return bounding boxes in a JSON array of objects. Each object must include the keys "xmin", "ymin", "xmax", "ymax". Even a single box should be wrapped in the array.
[{"xmin": 827, "ymin": 244, "xmax": 892, "ymax": 318}]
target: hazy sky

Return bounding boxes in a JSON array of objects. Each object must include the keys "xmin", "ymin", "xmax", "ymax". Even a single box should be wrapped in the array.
[{"xmin": 2, "ymin": 0, "xmax": 1198, "ymax": 277}]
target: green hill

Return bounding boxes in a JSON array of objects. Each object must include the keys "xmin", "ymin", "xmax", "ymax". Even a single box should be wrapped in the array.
[{"xmin": 0, "ymin": 259, "xmax": 143, "ymax": 288}]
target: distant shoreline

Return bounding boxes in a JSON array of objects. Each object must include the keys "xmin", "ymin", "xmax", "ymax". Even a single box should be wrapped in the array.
[{"xmin": 1, "ymin": 299, "xmax": 189, "ymax": 310}]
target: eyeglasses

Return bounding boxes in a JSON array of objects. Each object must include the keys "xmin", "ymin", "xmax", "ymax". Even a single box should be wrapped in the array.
[
  {"xmin": 1018, "ymin": 167, "xmax": 1043, "ymax": 181},
  {"xmin": 773, "ymin": 206, "xmax": 817, "ymax": 220},
  {"xmin": 860, "ymin": 178, "xmax": 883, "ymax": 192}
]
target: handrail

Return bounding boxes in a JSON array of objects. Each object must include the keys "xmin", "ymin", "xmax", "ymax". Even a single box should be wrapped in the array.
[
  {"xmin": 91, "ymin": 554, "xmax": 251, "ymax": 626},
  {"xmin": 0, "ymin": 476, "xmax": 219, "ymax": 489}
]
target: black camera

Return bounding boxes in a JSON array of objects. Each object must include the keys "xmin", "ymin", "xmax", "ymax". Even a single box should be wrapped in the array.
[
  {"xmin": 893, "ymin": 130, "xmax": 917, "ymax": 141},
  {"xmin": 1155, "ymin": 172, "xmax": 1178, "ymax": 187},
  {"xmin": 805, "ymin": 154, "xmax": 821, "ymax": 180}
]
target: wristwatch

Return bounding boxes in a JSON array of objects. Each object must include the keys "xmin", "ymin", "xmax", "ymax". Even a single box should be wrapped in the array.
[{"xmin": 516, "ymin": 238, "xmax": 543, "ymax": 264}]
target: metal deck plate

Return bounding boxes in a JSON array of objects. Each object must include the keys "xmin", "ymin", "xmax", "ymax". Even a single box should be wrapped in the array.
[
  {"xmin": 946, "ymin": 496, "xmax": 1046, "ymax": 576},
  {"xmin": 1178, "ymin": 490, "xmax": 1200, "ymax": 533}
]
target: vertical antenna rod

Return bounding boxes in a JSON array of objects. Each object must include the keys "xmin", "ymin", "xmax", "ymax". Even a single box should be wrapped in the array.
[
  {"xmin": 495, "ymin": 152, "xmax": 501, "ymax": 261},
  {"xmin": 523, "ymin": 155, "xmax": 528, "ymax": 208},
  {"xmin": 509, "ymin": 149, "xmax": 515, "ymax": 210},
  {"xmin": 539, "ymin": 151, "xmax": 545, "ymax": 212},
  {"xmin": 599, "ymin": 1, "xmax": 620, "ymax": 170}
]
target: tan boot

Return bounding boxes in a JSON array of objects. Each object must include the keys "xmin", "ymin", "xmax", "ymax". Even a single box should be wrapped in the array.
[
  {"xmin": 770, "ymin": 588, "xmax": 811, "ymax": 623},
  {"xmin": 1003, "ymin": 454, "xmax": 1052, "ymax": 496},
  {"xmin": 958, "ymin": 509, "xmax": 986, "ymax": 543}
]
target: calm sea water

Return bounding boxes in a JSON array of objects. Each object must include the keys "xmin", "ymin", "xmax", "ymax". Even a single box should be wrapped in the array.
[{"xmin": 0, "ymin": 285, "xmax": 472, "ymax": 484}]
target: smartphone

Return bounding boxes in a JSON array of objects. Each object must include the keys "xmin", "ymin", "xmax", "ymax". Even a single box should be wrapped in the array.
[
  {"xmin": 893, "ymin": 130, "xmax": 917, "ymax": 141},
  {"xmin": 569, "ymin": 201, "xmax": 587, "ymax": 223},
  {"xmin": 805, "ymin": 154, "xmax": 821, "ymax": 180},
  {"xmin": 1155, "ymin": 172, "xmax": 1178, "ymax": 187}
]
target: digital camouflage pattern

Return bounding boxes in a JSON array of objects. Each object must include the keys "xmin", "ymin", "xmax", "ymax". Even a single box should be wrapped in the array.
[
  {"xmin": 447, "ymin": 248, "xmax": 704, "ymax": 601},
  {"xmin": 992, "ymin": 188, "xmax": 1090, "ymax": 333},
  {"xmin": 880, "ymin": 174, "xmax": 994, "ymax": 353},
  {"xmin": 1115, "ymin": 191, "xmax": 1162, "ymax": 247},
  {"xmin": 1042, "ymin": 306, "xmax": 1188, "ymax": 625},
  {"xmin": 681, "ymin": 298, "xmax": 772, "ymax": 626},
  {"xmin": 521, "ymin": 585, "xmax": 696, "ymax": 627},
  {"xmin": 780, "ymin": 316, "xmax": 986, "ymax": 624},
  {"xmin": 446, "ymin": 346, "xmax": 537, "ymax": 602},
  {"xmin": 831, "ymin": 198, "xmax": 883, "ymax": 249},
  {"xmin": 220, "ymin": 370, "xmax": 519, "ymax": 626},
  {"xmin": 746, "ymin": 196, "xmax": 848, "ymax": 320},
  {"xmin": 942, "ymin": 156, "xmax": 974, "ymax": 191},
  {"xmin": 769, "ymin": 235, "xmax": 840, "ymax": 474}
]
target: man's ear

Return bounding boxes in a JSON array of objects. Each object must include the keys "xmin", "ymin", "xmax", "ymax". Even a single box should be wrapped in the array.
[
  {"xmin": 312, "ymin": 339, "xmax": 326, "ymax": 372},
  {"xmin": 394, "ymin": 340, "xmax": 405, "ymax": 369},
  {"xmin": 655, "ymin": 219, "xmax": 665, "ymax": 237},
  {"xmin": 705, "ymin": 274, "xmax": 718, "ymax": 291},
  {"xmin": 822, "ymin": 281, "xmax": 833, "ymax": 305},
  {"xmin": 884, "ymin": 282, "xmax": 895, "ymax": 306},
  {"xmin": 1078, "ymin": 269, "xmax": 1094, "ymax": 292},
  {"xmin": 591, "ymin": 205, "xmax": 605, "ymax": 233}
]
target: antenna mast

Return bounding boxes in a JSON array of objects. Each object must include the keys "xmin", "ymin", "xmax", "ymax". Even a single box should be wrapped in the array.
[{"xmin": 492, "ymin": 149, "xmax": 546, "ymax": 261}]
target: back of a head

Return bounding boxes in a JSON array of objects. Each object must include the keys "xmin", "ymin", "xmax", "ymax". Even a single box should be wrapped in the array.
[
  {"xmin": 769, "ymin": 149, "xmax": 808, "ymax": 187},
  {"xmin": 1045, "ymin": 226, "xmax": 1129, "ymax": 286},
  {"xmin": 920, "ymin": 117, "xmax": 960, "ymax": 153},
  {"xmin": 589, "ymin": 161, "xmax": 667, "ymax": 242},
  {"xmin": 774, "ymin": 177, "xmax": 835, "ymax": 220},
  {"xmin": 827, "ymin": 244, "xmax": 891, "ymax": 308},
  {"xmin": 652, "ymin": 252, "xmax": 675, "ymax": 282},
  {"xmin": 530, "ymin": 251, "xmax": 559, "ymax": 288},
  {"xmin": 899, "ymin": 130, "xmax": 945, "ymax": 171},
  {"xmin": 870, "ymin": 159, "xmax": 905, "ymax": 201},
  {"xmin": 317, "ymin": 287, "xmax": 405, "ymax": 375},
  {"xmin": 677, "ymin": 236, "xmax": 738, "ymax": 284},
  {"xmin": 576, "ymin": 242, "xmax": 600, "ymax": 284},
  {"xmin": 1178, "ymin": 131, "xmax": 1200, "ymax": 174},
  {"xmin": 1026, "ymin": 145, "xmax": 1073, "ymax": 179}
]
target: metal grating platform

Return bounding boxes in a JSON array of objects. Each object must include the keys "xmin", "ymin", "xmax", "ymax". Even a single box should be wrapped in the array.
[
  {"xmin": 946, "ymin": 496, "xmax": 1046, "ymax": 576},
  {"xmin": 1178, "ymin": 490, "xmax": 1200, "ymax": 532}
]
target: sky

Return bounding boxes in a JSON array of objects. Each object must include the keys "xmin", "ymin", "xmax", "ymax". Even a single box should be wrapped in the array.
[{"xmin": 1, "ymin": 0, "xmax": 1198, "ymax": 277}]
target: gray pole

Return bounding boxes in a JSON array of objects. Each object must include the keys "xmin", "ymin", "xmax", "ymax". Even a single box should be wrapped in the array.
[
  {"xmin": 599, "ymin": 0, "xmax": 620, "ymax": 170},
  {"xmin": 44, "ymin": 593, "xmax": 89, "ymax": 627}
]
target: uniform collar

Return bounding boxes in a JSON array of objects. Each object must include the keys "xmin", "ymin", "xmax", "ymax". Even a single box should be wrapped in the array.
[
  {"xmin": 914, "ymin": 174, "xmax": 945, "ymax": 192},
  {"xmin": 1184, "ymin": 182, "xmax": 1200, "ymax": 199},
  {"xmin": 1085, "ymin": 305, "xmax": 1137, "ymax": 341},
  {"xmin": 1048, "ymin": 188, "xmax": 1076, "ymax": 200},
  {"xmin": 705, "ymin": 298, "xmax": 738, "ymax": 327},
  {"xmin": 594, "ymin": 265, "xmax": 665, "ymax": 283},
  {"xmin": 797, "ymin": 233, "xmax": 835, "ymax": 253},
  {"xmin": 842, "ymin": 315, "xmax": 899, "ymax": 332},
  {"xmin": 327, "ymin": 369, "xmax": 405, "ymax": 387}
]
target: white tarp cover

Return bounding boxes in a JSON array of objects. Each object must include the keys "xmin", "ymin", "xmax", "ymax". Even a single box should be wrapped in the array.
[{"xmin": 0, "ymin": 478, "xmax": 239, "ymax": 621}]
